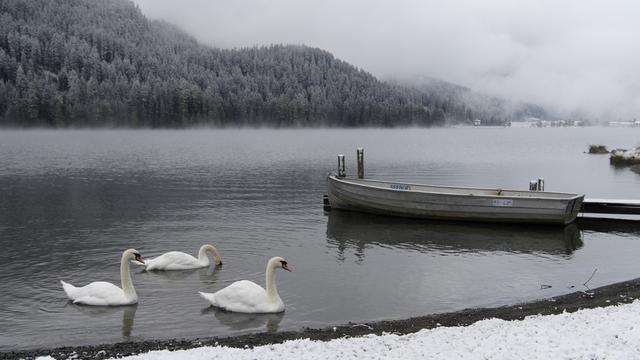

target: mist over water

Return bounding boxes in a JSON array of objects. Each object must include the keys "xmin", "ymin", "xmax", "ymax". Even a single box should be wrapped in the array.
[
  {"xmin": 133, "ymin": 0, "xmax": 640, "ymax": 121},
  {"xmin": 1, "ymin": 128, "xmax": 640, "ymax": 350}
]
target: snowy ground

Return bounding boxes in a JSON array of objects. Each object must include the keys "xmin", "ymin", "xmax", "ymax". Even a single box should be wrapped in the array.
[{"xmin": 37, "ymin": 300, "xmax": 640, "ymax": 360}]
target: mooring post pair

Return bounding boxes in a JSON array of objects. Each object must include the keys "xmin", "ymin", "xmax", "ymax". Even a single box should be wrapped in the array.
[
  {"xmin": 337, "ymin": 147, "xmax": 364, "ymax": 179},
  {"xmin": 341, "ymin": 150, "xmax": 544, "ymax": 192},
  {"xmin": 529, "ymin": 178, "xmax": 545, "ymax": 191}
]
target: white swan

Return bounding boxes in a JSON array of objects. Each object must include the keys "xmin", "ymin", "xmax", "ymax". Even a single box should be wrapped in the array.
[
  {"xmin": 140, "ymin": 244, "xmax": 222, "ymax": 271},
  {"xmin": 60, "ymin": 249, "xmax": 144, "ymax": 306},
  {"xmin": 199, "ymin": 256, "xmax": 291, "ymax": 313}
]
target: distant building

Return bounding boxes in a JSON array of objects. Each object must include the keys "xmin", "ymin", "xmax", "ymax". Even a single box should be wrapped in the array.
[
  {"xmin": 510, "ymin": 117, "xmax": 541, "ymax": 128},
  {"xmin": 608, "ymin": 119, "xmax": 640, "ymax": 127},
  {"xmin": 509, "ymin": 121, "xmax": 533, "ymax": 128},
  {"xmin": 510, "ymin": 117, "xmax": 580, "ymax": 128}
]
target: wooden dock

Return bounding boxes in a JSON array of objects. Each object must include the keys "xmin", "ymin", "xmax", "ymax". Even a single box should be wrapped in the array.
[{"xmin": 581, "ymin": 199, "xmax": 640, "ymax": 215}]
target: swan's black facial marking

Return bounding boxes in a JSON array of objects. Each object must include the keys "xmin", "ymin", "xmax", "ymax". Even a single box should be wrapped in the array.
[
  {"xmin": 280, "ymin": 260, "xmax": 291, "ymax": 272},
  {"xmin": 134, "ymin": 253, "xmax": 144, "ymax": 264}
]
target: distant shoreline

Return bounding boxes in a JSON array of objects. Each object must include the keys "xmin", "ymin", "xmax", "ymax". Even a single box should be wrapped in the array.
[{"xmin": 4, "ymin": 277, "xmax": 640, "ymax": 360}]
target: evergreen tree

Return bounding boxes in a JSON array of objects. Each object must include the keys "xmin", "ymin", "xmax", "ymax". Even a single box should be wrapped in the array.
[{"xmin": 0, "ymin": 0, "xmax": 544, "ymax": 127}]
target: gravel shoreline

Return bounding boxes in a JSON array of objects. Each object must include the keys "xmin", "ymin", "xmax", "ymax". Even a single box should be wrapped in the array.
[{"xmin": 5, "ymin": 277, "xmax": 640, "ymax": 360}]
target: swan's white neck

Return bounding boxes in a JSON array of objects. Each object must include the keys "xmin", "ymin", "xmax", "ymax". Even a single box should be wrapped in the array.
[
  {"xmin": 120, "ymin": 252, "xmax": 136, "ymax": 300},
  {"xmin": 198, "ymin": 245, "xmax": 221, "ymax": 266},
  {"xmin": 265, "ymin": 260, "xmax": 281, "ymax": 303}
]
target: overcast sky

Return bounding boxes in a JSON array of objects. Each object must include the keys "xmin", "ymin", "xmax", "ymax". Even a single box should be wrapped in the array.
[{"xmin": 132, "ymin": 0, "xmax": 640, "ymax": 121}]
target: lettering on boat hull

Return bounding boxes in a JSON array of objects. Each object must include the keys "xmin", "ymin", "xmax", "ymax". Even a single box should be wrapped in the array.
[
  {"xmin": 390, "ymin": 184, "xmax": 411, "ymax": 191},
  {"xmin": 492, "ymin": 199, "xmax": 513, "ymax": 207}
]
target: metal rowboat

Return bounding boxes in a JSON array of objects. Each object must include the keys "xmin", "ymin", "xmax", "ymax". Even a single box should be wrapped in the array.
[{"xmin": 327, "ymin": 175, "xmax": 584, "ymax": 225}]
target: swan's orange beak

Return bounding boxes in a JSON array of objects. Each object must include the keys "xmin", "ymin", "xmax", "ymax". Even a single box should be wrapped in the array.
[
  {"xmin": 282, "ymin": 263, "xmax": 291, "ymax": 272},
  {"xmin": 135, "ymin": 254, "xmax": 145, "ymax": 264}
]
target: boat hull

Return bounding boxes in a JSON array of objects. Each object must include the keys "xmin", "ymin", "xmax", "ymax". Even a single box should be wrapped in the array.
[{"xmin": 327, "ymin": 175, "xmax": 584, "ymax": 225}]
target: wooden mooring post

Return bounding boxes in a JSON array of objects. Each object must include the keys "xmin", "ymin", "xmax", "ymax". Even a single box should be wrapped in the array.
[
  {"xmin": 357, "ymin": 147, "xmax": 364, "ymax": 179},
  {"xmin": 337, "ymin": 154, "xmax": 346, "ymax": 178}
]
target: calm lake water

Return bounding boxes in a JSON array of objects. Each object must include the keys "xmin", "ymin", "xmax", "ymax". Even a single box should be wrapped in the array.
[{"xmin": 1, "ymin": 127, "xmax": 640, "ymax": 351}]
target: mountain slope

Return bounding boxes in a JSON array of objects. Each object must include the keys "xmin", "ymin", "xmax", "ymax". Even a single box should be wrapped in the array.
[
  {"xmin": 0, "ymin": 0, "xmax": 542, "ymax": 127},
  {"xmin": 395, "ymin": 76, "xmax": 547, "ymax": 126}
]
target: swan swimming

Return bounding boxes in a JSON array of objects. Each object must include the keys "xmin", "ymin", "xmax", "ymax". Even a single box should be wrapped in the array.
[
  {"xmin": 60, "ymin": 248, "xmax": 144, "ymax": 306},
  {"xmin": 140, "ymin": 244, "xmax": 222, "ymax": 271},
  {"xmin": 199, "ymin": 256, "xmax": 291, "ymax": 313}
]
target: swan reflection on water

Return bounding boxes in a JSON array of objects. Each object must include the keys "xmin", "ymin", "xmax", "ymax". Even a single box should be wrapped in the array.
[
  {"xmin": 201, "ymin": 307, "xmax": 283, "ymax": 332},
  {"xmin": 326, "ymin": 210, "xmax": 584, "ymax": 260},
  {"xmin": 66, "ymin": 303, "xmax": 137, "ymax": 337}
]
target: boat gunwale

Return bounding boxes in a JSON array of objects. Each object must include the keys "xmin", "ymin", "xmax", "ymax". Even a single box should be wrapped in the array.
[{"xmin": 328, "ymin": 175, "xmax": 585, "ymax": 202}]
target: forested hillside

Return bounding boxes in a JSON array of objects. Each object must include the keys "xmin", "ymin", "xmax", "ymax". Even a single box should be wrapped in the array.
[
  {"xmin": 406, "ymin": 76, "xmax": 547, "ymax": 126},
  {"xmin": 0, "ymin": 0, "xmax": 544, "ymax": 127}
]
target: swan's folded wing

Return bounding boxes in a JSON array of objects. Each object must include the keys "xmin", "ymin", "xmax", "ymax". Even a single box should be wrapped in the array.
[
  {"xmin": 73, "ymin": 296, "xmax": 113, "ymax": 306},
  {"xmin": 147, "ymin": 251, "xmax": 200, "ymax": 270},
  {"xmin": 66, "ymin": 281, "xmax": 126, "ymax": 304},
  {"xmin": 166, "ymin": 252, "xmax": 201, "ymax": 269},
  {"xmin": 210, "ymin": 280, "xmax": 268, "ymax": 313}
]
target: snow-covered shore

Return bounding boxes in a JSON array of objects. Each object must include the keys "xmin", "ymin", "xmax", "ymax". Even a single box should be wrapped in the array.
[
  {"xmin": 610, "ymin": 147, "xmax": 640, "ymax": 165},
  {"xmin": 37, "ymin": 300, "xmax": 640, "ymax": 360}
]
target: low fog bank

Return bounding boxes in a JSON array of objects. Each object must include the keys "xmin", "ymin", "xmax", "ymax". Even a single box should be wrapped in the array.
[{"xmin": 132, "ymin": 0, "xmax": 640, "ymax": 123}]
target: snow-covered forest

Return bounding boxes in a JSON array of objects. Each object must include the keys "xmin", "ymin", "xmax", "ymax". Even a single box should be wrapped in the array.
[{"xmin": 0, "ymin": 0, "xmax": 545, "ymax": 127}]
